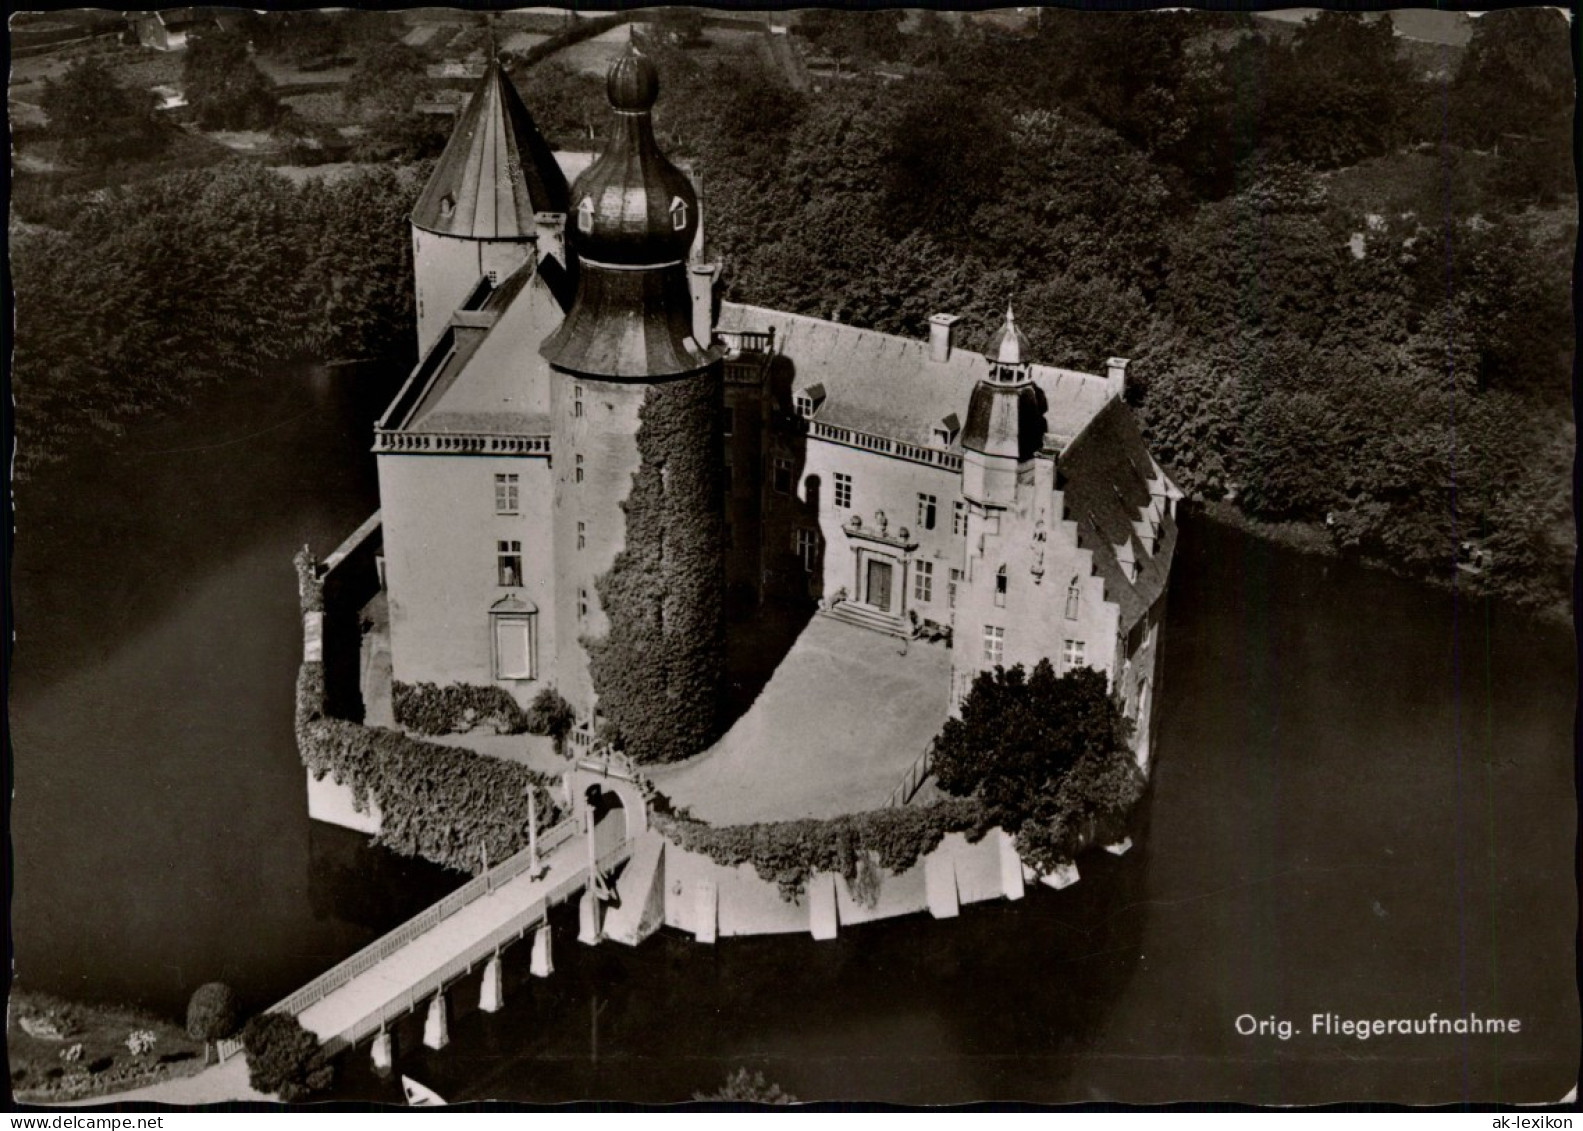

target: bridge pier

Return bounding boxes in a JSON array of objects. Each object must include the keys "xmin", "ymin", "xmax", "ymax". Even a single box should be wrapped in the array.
[
  {"xmin": 531, "ymin": 924, "xmax": 554, "ymax": 976},
  {"xmin": 423, "ymin": 992, "xmax": 449, "ymax": 1050},
  {"xmin": 479, "ymin": 954, "xmax": 504, "ymax": 1013},
  {"xmin": 371, "ymin": 1028, "xmax": 393, "ymax": 1073},
  {"xmin": 578, "ymin": 888, "xmax": 602, "ymax": 945}
]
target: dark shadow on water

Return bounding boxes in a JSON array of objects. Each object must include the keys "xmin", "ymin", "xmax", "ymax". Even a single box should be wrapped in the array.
[
  {"xmin": 308, "ymin": 820, "xmax": 463, "ymax": 933},
  {"xmin": 323, "ymin": 832, "xmax": 1149, "ymax": 1105}
]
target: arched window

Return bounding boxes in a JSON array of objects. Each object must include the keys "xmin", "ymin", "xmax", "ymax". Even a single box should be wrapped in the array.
[
  {"xmin": 1065, "ymin": 578, "xmax": 1081, "ymax": 621},
  {"xmin": 994, "ymin": 564, "xmax": 1008, "ymax": 607},
  {"xmin": 577, "ymin": 197, "xmax": 594, "ymax": 234},
  {"xmin": 669, "ymin": 196, "xmax": 688, "ymax": 231}
]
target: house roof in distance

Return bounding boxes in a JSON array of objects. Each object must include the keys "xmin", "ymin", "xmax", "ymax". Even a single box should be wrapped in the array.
[
  {"xmin": 411, "ymin": 59, "xmax": 570, "ymax": 239},
  {"xmin": 717, "ymin": 303, "xmax": 1111, "ymax": 450}
]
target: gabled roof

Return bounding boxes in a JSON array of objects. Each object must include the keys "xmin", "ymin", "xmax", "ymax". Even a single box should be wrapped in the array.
[
  {"xmin": 379, "ymin": 262, "xmax": 564, "ymax": 437},
  {"xmin": 717, "ymin": 303, "xmax": 1111, "ymax": 450},
  {"xmin": 411, "ymin": 61, "xmax": 570, "ymax": 239},
  {"xmin": 1058, "ymin": 398, "xmax": 1178, "ymax": 631}
]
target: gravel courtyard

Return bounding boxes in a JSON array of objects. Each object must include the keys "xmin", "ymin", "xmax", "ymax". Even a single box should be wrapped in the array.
[{"xmin": 648, "ymin": 615, "xmax": 952, "ymax": 824}]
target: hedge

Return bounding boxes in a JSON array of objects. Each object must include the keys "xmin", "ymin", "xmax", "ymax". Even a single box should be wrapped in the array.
[
  {"xmin": 296, "ymin": 665, "xmax": 562, "ymax": 875},
  {"xmin": 391, "ymin": 680, "xmax": 531, "ymax": 736},
  {"xmin": 585, "ymin": 374, "xmax": 727, "ymax": 764},
  {"xmin": 651, "ymin": 797, "xmax": 988, "ymax": 902}
]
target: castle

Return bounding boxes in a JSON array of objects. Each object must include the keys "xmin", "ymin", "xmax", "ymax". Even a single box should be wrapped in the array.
[{"xmin": 374, "ymin": 44, "xmax": 1179, "ymax": 771}]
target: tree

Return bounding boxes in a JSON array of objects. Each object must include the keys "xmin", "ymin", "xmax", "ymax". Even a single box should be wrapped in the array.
[
  {"xmin": 695, "ymin": 1068, "xmax": 798, "ymax": 1104},
  {"xmin": 183, "ymin": 30, "xmax": 281, "ymax": 130},
  {"xmin": 933, "ymin": 662, "xmax": 1138, "ymax": 872},
  {"xmin": 40, "ymin": 56, "xmax": 166, "ymax": 163},
  {"xmin": 185, "ymin": 983, "xmax": 241, "ymax": 1066},
  {"xmin": 525, "ymin": 687, "xmax": 577, "ymax": 756},
  {"xmin": 342, "ymin": 38, "xmax": 428, "ymax": 122},
  {"xmin": 241, "ymin": 1013, "xmax": 333, "ymax": 1101}
]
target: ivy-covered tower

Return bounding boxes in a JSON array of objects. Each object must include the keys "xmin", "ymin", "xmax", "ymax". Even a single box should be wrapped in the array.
[{"xmin": 540, "ymin": 44, "xmax": 726, "ymax": 763}]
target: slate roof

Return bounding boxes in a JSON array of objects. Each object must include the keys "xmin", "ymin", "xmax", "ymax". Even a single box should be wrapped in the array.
[
  {"xmin": 717, "ymin": 303, "xmax": 1111, "ymax": 449},
  {"xmin": 379, "ymin": 262, "xmax": 565, "ymax": 435},
  {"xmin": 1057, "ymin": 397, "xmax": 1178, "ymax": 631},
  {"xmin": 410, "ymin": 61, "xmax": 570, "ymax": 239}
]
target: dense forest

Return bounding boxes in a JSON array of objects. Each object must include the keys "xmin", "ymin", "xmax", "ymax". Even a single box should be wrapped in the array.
[{"xmin": 9, "ymin": 8, "xmax": 1574, "ymax": 612}]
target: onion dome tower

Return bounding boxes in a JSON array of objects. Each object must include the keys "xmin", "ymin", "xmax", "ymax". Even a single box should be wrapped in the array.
[
  {"xmin": 540, "ymin": 44, "xmax": 725, "ymax": 763},
  {"xmin": 961, "ymin": 307, "xmax": 1047, "ymax": 508},
  {"xmin": 409, "ymin": 52, "xmax": 570, "ymax": 354},
  {"xmin": 539, "ymin": 45, "xmax": 721, "ymax": 377}
]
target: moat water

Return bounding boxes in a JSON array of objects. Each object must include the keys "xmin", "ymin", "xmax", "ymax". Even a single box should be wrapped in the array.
[{"xmin": 9, "ymin": 364, "xmax": 1577, "ymax": 1104}]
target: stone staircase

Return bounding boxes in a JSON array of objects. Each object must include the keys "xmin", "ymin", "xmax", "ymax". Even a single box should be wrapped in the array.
[{"xmin": 820, "ymin": 600, "xmax": 912, "ymax": 640}]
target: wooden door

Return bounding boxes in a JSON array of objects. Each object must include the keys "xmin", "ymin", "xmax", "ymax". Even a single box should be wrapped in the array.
[{"xmin": 866, "ymin": 559, "xmax": 893, "ymax": 611}]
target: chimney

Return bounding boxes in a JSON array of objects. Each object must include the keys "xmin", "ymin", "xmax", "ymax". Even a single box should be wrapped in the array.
[
  {"xmin": 929, "ymin": 313, "xmax": 961, "ymax": 363},
  {"xmin": 534, "ymin": 212, "xmax": 566, "ymax": 265},
  {"xmin": 689, "ymin": 261, "xmax": 718, "ymax": 348},
  {"xmin": 1106, "ymin": 357, "xmax": 1130, "ymax": 401}
]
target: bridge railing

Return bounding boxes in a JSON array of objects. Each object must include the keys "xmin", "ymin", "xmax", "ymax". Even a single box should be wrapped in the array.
[
  {"xmin": 323, "ymin": 838, "xmax": 635, "ymax": 1055},
  {"xmin": 884, "ymin": 738, "xmax": 937, "ymax": 809},
  {"xmin": 217, "ymin": 822, "xmax": 623, "ymax": 1063},
  {"xmin": 217, "ymin": 816, "xmax": 580, "ymax": 1062}
]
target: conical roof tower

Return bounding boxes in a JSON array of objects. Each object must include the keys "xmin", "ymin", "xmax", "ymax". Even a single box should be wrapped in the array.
[{"xmin": 411, "ymin": 56, "xmax": 570, "ymax": 239}]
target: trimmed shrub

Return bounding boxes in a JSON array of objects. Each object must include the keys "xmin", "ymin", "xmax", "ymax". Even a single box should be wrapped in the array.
[
  {"xmin": 391, "ymin": 680, "xmax": 530, "ymax": 735},
  {"xmin": 240, "ymin": 1013, "xmax": 331, "ymax": 1103},
  {"xmin": 524, "ymin": 687, "xmax": 577, "ymax": 754},
  {"xmin": 185, "ymin": 983, "xmax": 240, "ymax": 1066}
]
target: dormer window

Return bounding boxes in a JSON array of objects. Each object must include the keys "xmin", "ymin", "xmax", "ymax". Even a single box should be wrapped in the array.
[
  {"xmin": 439, "ymin": 193, "xmax": 456, "ymax": 219},
  {"xmin": 933, "ymin": 413, "xmax": 960, "ymax": 448},
  {"xmin": 792, "ymin": 383, "xmax": 825, "ymax": 419},
  {"xmin": 669, "ymin": 196, "xmax": 688, "ymax": 231},
  {"xmin": 577, "ymin": 196, "xmax": 594, "ymax": 234}
]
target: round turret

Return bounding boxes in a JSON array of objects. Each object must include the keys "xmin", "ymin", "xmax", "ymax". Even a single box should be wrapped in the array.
[{"xmin": 567, "ymin": 44, "xmax": 698, "ymax": 268}]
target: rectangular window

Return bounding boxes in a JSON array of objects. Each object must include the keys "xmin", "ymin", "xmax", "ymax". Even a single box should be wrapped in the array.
[
  {"xmin": 834, "ymin": 472, "xmax": 853, "ymax": 509},
  {"xmin": 794, "ymin": 392, "xmax": 814, "ymax": 418},
  {"xmin": 578, "ymin": 587, "xmax": 589, "ymax": 620},
  {"xmin": 949, "ymin": 567, "xmax": 963, "ymax": 609},
  {"xmin": 493, "ymin": 614, "xmax": 534, "ymax": 679},
  {"xmin": 913, "ymin": 559, "xmax": 933, "ymax": 603},
  {"xmin": 494, "ymin": 473, "xmax": 519, "ymax": 514},
  {"xmin": 793, "ymin": 528, "xmax": 817, "ymax": 572},
  {"xmin": 575, "ymin": 454, "xmax": 584, "ymax": 484},
  {"xmin": 983, "ymin": 625, "xmax": 1004, "ymax": 667},
  {"xmin": 577, "ymin": 521, "xmax": 586, "ymax": 551},
  {"xmin": 496, "ymin": 540, "xmax": 522, "ymax": 587},
  {"xmin": 1062, "ymin": 638, "xmax": 1086, "ymax": 674},
  {"xmin": 723, "ymin": 405, "xmax": 734, "ymax": 436},
  {"xmin": 994, "ymin": 566, "xmax": 1008, "ymax": 608},
  {"xmin": 1065, "ymin": 581, "xmax": 1081, "ymax": 620},
  {"xmin": 918, "ymin": 493, "xmax": 937, "ymax": 531},
  {"xmin": 574, "ymin": 384, "xmax": 584, "ymax": 418},
  {"xmin": 772, "ymin": 456, "xmax": 793, "ymax": 495},
  {"xmin": 953, "ymin": 499, "xmax": 966, "ymax": 535}
]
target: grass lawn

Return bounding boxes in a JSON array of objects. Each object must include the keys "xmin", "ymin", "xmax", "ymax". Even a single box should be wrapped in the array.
[{"xmin": 9, "ymin": 988, "xmax": 208, "ymax": 1104}]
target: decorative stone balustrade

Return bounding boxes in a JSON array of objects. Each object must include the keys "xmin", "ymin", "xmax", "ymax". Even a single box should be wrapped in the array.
[
  {"xmin": 809, "ymin": 419, "xmax": 963, "ymax": 472},
  {"xmin": 374, "ymin": 430, "xmax": 552, "ymax": 456}
]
